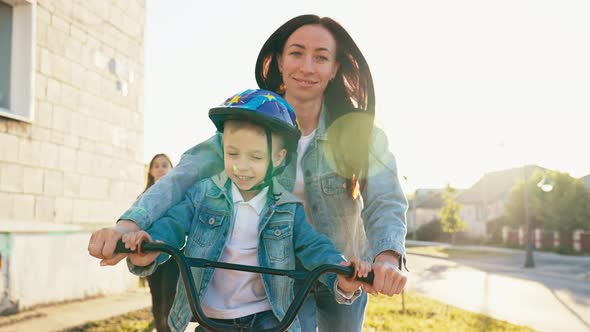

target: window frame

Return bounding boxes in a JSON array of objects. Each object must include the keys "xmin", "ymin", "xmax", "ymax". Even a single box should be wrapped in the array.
[{"xmin": 0, "ymin": 0, "xmax": 35, "ymax": 123}]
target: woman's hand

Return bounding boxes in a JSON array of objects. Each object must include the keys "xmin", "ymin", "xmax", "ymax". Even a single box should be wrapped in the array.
[
  {"xmin": 364, "ymin": 251, "xmax": 407, "ymax": 296},
  {"xmin": 337, "ymin": 256, "xmax": 372, "ymax": 294},
  {"xmin": 88, "ymin": 220, "xmax": 140, "ymax": 266},
  {"xmin": 121, "ymin": 231, "xmax": 160, "ymax": 267}
]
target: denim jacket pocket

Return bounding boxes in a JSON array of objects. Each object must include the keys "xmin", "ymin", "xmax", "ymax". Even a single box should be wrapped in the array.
[
  {"xmin": 320, "ymin": 172, "xmax": 357, "ymax": 216},
  {"xmin": 263, "ymin": 223, "xmax": 292, "ymax": 262},
  {"xmin": 320, "ymin": 172, "xmax": 348, "ymax": 195},
  {"xmin": 195, "ymin": 211, "xmax": 225, "ymax": 246}
]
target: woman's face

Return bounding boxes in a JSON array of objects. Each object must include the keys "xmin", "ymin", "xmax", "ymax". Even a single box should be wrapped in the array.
[
  {"xmin": 149, "ymin": 156, "xmax": 172, "ymax": 183},
  {"xmin": 279, "ymin": 24, "xmax": 339, "ymax": 104}
]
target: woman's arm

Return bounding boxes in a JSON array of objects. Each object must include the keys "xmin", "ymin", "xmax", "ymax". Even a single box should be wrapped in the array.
[
  {"xmin": 361, "ymin": 127, "xmax": 408, "ymax": 263},
  {"xmin": 120, "ymin": 134, "xmax": 224, "ymax": 230},
  {"xmin": 88, "ymin": 134, "xmax": 223, "ymax": 265},
  {"xmin": 360, "ymin": 127, "xmax": 408, "ymax": 296}
]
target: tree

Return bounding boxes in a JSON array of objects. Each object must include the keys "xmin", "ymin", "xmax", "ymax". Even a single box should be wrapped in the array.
[
  {"xmin": 440, "ymin": 185, "xmax": 467, "ymax": 244},
  {"xmin": 505, "ymin": 170, "xmax": 590, "ymax": 234}
]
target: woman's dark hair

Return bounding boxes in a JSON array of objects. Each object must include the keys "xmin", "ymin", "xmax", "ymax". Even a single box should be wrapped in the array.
[
  {"xmin": 255, "ymin": 14, "xmax": 375, "ymax": 197},
  {"xmin": 144, "ymin": 153, "xmax": 174, "ymax": 192}
]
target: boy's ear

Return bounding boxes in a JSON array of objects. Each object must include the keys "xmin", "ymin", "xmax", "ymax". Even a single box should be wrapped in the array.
[{"xmin": 273, "ymin": 148, "xmax": 287, "ymax": 167}]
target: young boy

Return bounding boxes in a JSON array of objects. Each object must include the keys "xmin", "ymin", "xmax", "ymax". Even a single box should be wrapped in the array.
[{"xmin": 120, "ymin": 89, "xmax": 372, "ymax": 332}]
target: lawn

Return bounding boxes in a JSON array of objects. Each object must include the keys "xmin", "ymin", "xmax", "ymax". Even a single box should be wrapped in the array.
[
  {"xmin": 364, "ymin": 292, "xmax": 533, "ymax": 332},
  {"xmin": 64, "ymin": 292, "xmax": 534, "ymax": 332}
]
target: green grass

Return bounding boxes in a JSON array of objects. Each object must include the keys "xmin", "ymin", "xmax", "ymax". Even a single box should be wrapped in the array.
[
  {"xmin": 64, "ymin": 292, "xmax": 534, "ymax": 332},
  {"xmin": 406, "ymin": 246, "xmax": 509, "ymax": 258},
  {"xmin": 61, "ymin": 309, "xmax": 154, "ymax": 332},
  {"xmin": 363, "ymin": 292, "xmax": 534, "ymax": 332}
]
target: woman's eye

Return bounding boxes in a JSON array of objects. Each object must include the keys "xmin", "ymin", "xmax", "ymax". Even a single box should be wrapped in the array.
[
  {"xmin": 289, "ymin": 51, "xmax": 302, "ymax": 57},
  {"xmin": 315, "ymin": 55, "xmax": 329, "ymax": 62}
]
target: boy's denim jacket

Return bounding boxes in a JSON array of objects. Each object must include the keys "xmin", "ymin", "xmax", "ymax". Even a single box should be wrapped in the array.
[
  {"xmin": 127, "ymin": 172, "xmax": 350, "ymax": 332},
  {"xmin": 122, "ymin": 107, "xmax": 408, "ymax": 266}
]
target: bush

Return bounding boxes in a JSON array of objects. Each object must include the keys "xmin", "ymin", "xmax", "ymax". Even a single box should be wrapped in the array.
[{"xmin": 416, "ymin": 218, "xmax": 449, "ymax": 242}]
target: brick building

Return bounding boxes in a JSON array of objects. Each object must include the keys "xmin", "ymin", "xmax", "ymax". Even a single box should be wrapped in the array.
[{"xmin": 0, "ymin": 0, "xmax": 145, "ymax": 312}]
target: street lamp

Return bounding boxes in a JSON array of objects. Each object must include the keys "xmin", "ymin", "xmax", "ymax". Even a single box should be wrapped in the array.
[
  {"xmin": 523, "ymin": 171, "xmax": 554, "ymax": 268},
  {"xmin": 538, "ymin": 175, "xmax": 554, "ymax": 193}
]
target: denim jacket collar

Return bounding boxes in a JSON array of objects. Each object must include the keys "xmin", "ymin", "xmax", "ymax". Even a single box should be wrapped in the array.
[
  {"xmin": 210, "ymin": 171, "xmax": 301, "ymax": 207},
  {"xmin": 314, "ymin": 102, "xmax": 329, "ymax": 141}
]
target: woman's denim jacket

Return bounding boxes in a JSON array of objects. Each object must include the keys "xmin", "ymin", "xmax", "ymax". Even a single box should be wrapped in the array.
[
  {"xmin": 127, "ymin": 172, "xmax": 348, "ymax": 332},
  {"xmin": 122, "ymin": 107, "xmax": 408, "ymax": 265}
]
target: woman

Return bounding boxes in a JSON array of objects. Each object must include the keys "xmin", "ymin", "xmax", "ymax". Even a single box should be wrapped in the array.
[
  {"xmin": 253, "ymin": 15, "xmax": 407, "ymax": 331},
  {"xmin": 144, "ymin": 154, "xmax": 178, "ymax": 332},
  {"xmin": 88, "ymin": 15, "xmax": 407, "ymax": 332}
]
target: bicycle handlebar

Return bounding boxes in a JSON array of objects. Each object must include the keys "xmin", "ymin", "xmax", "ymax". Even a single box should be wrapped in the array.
[{"xmin": 115, "ymin": 240, "xmax": 373, "ymax": 332}]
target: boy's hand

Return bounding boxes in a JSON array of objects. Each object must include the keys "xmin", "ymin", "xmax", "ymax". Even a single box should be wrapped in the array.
[
  {"xmin": 121, "ymin": 231, "xmax": 160, "ymax": 267},
  {"xmin": 88, "ymin": 220, "xmax": 140, "ymax": 266},
  {"xmin": 337, "ymin": 256, "xmax": 372, "ymax": 294}
]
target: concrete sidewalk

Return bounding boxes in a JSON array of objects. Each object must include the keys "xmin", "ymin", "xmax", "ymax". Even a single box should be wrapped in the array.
[{"xmin": 0, "ymin": 288, "xmax": 151, "ymax": 332}]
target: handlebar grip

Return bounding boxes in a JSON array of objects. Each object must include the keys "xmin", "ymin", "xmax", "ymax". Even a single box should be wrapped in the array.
[
  {"xmin": 355, "ymin": 271, "xmax": 374, "ymax": 284},
  {"xmin": 114, "ymin": 239, "xmax": 160, "ymax": 254},
  {"xmin": 114, "ymin": 239, "xmax": 131, "ymax": 253}
]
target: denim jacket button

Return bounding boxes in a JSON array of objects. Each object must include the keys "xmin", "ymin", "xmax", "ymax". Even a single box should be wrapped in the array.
[
  {"xmin": 208, "ymin": 218, "xmax": 215, "ymax": 225},
  {"xmin": 274, "ymin": 229, "xmax": 281, "ymax": 236}
]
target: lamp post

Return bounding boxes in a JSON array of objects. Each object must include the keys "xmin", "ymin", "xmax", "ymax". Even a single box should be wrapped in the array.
[{"xmin": 523, "ymin": 170, "xmax": 554, "ymax": 268}]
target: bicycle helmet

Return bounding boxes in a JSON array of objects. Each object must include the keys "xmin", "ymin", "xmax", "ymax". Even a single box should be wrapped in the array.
[{"xmin": 209, "ymin": 89, "xmax": 300, "ymax": 153}]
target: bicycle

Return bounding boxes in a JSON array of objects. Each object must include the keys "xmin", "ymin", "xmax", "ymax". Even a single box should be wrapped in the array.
[{"xmin": 115, "ymin": 240, "xmax": 373, "ymax": 332}]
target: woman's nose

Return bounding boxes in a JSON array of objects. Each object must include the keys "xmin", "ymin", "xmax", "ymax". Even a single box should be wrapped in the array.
[{"xmin": 300, "ymin": 55, "xmax": 314, "ymax": 73}]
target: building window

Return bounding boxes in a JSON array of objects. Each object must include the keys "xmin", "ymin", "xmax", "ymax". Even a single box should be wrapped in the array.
[
  {"xmin": 0, "ymin": 1, "xmax": 12, "ymax": 110},
  {"xmin": 0, "ymin": 0, "xmax": 35, "ymax": 122}
]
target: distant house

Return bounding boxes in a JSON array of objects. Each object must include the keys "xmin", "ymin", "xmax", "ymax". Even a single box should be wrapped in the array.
[
  {"xmin": 457, "ymin": 165, "xmax": 545, "ymax": 239},
  {"xmin": 0, "ymin": 0, "xmax": 145, "ymax": 313},
  {"xmin": 581, "ymin": 174, "xmax": 590, "ymax": 190},
  {"xmin": 407, "ymin": 188, "xmax": 445, "ymax": 233}
]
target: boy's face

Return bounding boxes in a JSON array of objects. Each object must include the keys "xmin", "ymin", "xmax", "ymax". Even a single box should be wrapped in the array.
[{"xmin": 223, "ymin": 121, "xmax": 286, "ymax": 192}]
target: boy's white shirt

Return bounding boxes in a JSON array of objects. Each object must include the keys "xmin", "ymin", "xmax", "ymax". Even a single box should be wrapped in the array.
[{"xmin": 201, "ymin": 184, "xmax": 272, "ymax": 319}]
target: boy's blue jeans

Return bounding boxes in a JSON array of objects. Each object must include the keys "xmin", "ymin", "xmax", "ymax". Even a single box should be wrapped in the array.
[
  {"xmin": 194, "ymin": 310, "xmax": 279, "ymax": 331},
  {"xmin": 296, "ymin": 281, "xmax": 368, "ymax": 332}
]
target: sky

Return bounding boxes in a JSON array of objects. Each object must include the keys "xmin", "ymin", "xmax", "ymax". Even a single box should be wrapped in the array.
[{"xmin": 143, "ymin": 0, "xmax": 590, "ymax": 193}]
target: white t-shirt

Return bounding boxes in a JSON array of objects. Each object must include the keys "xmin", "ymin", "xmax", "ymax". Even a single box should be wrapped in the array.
[
  {"xmin": 293, "ymin": 129, "xmax": 317, "ymax": 222},
  {"xmin": 201, "ymin": 184, "xmax": 272, "ymax": 319}
]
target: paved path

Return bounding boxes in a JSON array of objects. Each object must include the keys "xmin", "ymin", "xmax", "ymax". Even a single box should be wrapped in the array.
[
  {"xmin": 407, "ymin": 253, "xmax": 590, "ymax": 332},
  {"xmin": 0, "ymin": 289, "xmax": 150, "ymax": 332}
]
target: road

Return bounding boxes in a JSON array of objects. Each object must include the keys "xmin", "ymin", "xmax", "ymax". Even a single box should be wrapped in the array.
[{"xmin": 406, "ymin": 254, "xmax": 590, "ymax": 332}]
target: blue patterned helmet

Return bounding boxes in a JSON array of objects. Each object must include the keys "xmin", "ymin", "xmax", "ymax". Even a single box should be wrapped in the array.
[{"xmin": 209, "ymin": 89, "xmax": 301, "ymax": 153}]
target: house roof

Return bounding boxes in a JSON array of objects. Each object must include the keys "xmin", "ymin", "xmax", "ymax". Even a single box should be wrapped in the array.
[{"xmin": 456, "ymin": 165, "xmax": 546, "ymax": 204}]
